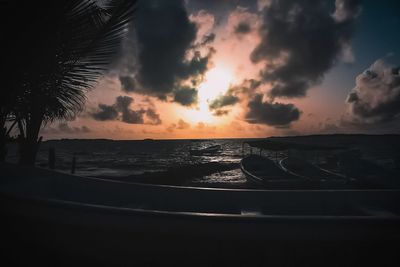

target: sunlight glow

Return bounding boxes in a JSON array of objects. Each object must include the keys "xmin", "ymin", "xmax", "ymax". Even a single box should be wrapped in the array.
[
  {"xmin": 182, "ymin": 65, "xmax": 234, "ymax": 123},
  {"xmin": 198, "ymin": 67, "xmax": 234, "ymax": 103}
]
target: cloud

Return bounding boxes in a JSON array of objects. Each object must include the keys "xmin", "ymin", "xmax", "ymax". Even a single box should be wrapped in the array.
[
  {"xmin": 146, "ymin": 108, "xmax": 162, "ymax": 125},
  {"xmin": 115, "ymin": 96, "xmax": 134, "ymax": 112},
  {"xmin": 346, "ymin": 57, "xmax": 400, "ymax": 123},
  {"xmin": 200, "ymin": 33, "xmax": 216, "ymax": 46},
  {"xmin": 318, "ymin": 120, "xmax": 342, "ymax": 134},
  {"xmin": 177, "ymin": 119, "xmax": 190, "ymax": 129},
  {"xmin": 208, "ymin": 78, "xmax": 260, "ymax": 116},
  {"xmin": 188, "ymin": 0, "xmax": 259, "ymax": 17},
  {"xmin": 42, "ymin": 123, "xmax": 91, "ymax": 134},
  {"xmin": 173, "ymin": 86, "xmax": 198, "ymax": 106},
  {"xmin": 245, "ymin": 94, "xmax": 301, "ymax": 126},
  {"xmin": 209, "ymin": 94, "xmax": 239, "ymax": 110},
  {"xmin": 226, "ymin": 6, "xmax": 261, "ymax": 38},
  {"xmin": 333, "ymin": 0, "xmax": 362, "ymax": 22},
  {"xmin": 212, "ymin": 110, "xmax": 230, "ymax": 116},
  {"xmin": 251, "ymin": 0, "xmax": 361, "ymax": 98},
  {"xmin": 58, "ymin": 123, "xmax": 91, "ymax": 134},
  {"xmin": 91, "ymin": 104, "xmax": 119, "ymax": 121},
  {"xmin": 235, "ymin": 22, "xmax": 251, "ymax": 34},
  {"xmin": 121, "ymin": 109, "xmax": 145, "ymax": 124},
  {"xmin": 131, "ymin": 0, "xmax": 212, "ymax": 98},
  {"xmin": 189, "ymin": 10, "xmax": 215, "ymax": 42},
  {"xmin": 195, "ymin": 122, "xmax": 217, "ymax": 132},
  {"xmin": 91, "ymin": 96, "xmax": 162, "ymax": 125},
  {"xmin": 229, "ymin": 79, "xmax": 262, "ymax": 96},
  {"xmin": 207, "ymin": 79, "xmax": 262, "ymax": 116},
  {"xmin": 119, "ymin": 76, "xmax": 135, "ymax": 92},
  {"xmin": 166, "ymin": 119, "xmax": 190, "ymax": 132}
]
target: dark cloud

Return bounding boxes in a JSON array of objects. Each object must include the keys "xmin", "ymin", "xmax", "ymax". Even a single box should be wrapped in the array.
[
  {"xmin": 58, "ymin": 123, "xmax": 91, "ymax": 134},
  {"xmin": 188, "ymin": 0, "xmax": 259, "ymax": 17},
  {"xmin": 181, "ymin": 50, "xmax": 211, "ymax": 79},
  {"xmin": 146, "ymin": 108, "xmax": 162, "ymax": 125},
  {"xmin": 91, "ymin": 96, "xmax": 162, "ymax": 125},
  {"xmin": 333, "ymin": 0, "xmax": 363, "ymax": 22},
  {"xmin": 132, "ymin": 0, "xmax": 212, "ymax": 98},
  {"xmin": 251, "ymin": 0, "xmax": 361, "ymax": 98},
  {"xmin": 122, "ymin": 109, "xmax": 145, "ymax": 124},
  {"xmin": 173, "ymin": 87, "xmax": 198, "ymax": 106},
  {"xmin": 166, "ymin": 119, "xmax": 190, "ymax": 132},
  {"xmin": 207, "ymin": 79, "xmax": 258, "ymax": 116},
  {"xmin": 115, "ymin": 96, "xmax": 134, "ymax": 112},
  {"xmin": 229, "ymin": 79, "xmax": 262, "ymax": 96},
  {"xmin": 209, "ymin": 94, "xmax": 239, "ymax": 110},
  {"xmin": 114, "ymin": 96, "xmax": 147, "ymax": 124},
  {"xmin": 42, "ymin": 123, "xmax": 91, "ymax": 134},
  {"xmin": 208, "ymin": 79, "xmax": 261, "ymax": 116},
  {"xmin": 91, "ymin": 104, "xmax": 119, "ymax": 121},
  {"xmin": 234, "ymin": 22, "xmax": 251, "ymax": 34},
  {"xmin": 200, "ymin": 33, "xmax": 216, "ymax": 46},
  {"xmin": 245, "ymin": 94, "xmax": 301, "ymax": 126},
  {"xmin": 212, "ymin": 109, "xmax": 230, "ymax": 116},
  {"xmin": 119, "ymin": 76, "xmax": 135, "ymax": 92},
  {"xmin": 346, "ymin": 58, "xmax": 400, "ymax": 123}
]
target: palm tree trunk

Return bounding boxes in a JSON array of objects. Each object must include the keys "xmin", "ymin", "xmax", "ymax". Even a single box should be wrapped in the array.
[{"xmin": 18, "ymin": 111, "xmax": 44, "ymax": 166}]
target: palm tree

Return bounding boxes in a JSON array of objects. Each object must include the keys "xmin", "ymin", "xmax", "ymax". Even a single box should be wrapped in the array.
[{"xmin": 1, "ymin": 0, "xmax": 136, "ymax": 165}]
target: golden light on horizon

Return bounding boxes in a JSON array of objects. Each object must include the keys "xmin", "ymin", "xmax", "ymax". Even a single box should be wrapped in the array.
[{"xmin": 182, "ymin": 65, "xmax": 235, "ymax": 124}]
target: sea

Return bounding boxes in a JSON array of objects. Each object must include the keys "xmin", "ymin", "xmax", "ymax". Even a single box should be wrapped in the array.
[
  {"xmin": 6, "ymin": 135, "xmax": 400, "ymax": 188},
  {"xmin": 6, "ymin": 138, "xmax": 271, "ymax": 187}
]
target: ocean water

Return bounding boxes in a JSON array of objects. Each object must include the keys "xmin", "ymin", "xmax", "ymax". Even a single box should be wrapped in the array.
[
  {"xmin": 6, "ymin": 135, "xmax": 399, "ymax": 188},
  {"xmin": 8, "ymin": 138, "xmax": 270, "ymax": 186}
]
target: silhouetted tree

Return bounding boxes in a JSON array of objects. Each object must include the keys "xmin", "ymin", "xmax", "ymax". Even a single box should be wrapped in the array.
[{"xmin": 1, "ymin": 0, "xmax": 136, "ymax": 164}]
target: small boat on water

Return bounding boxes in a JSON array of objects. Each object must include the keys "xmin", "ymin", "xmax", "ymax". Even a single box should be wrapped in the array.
[
  {"xmin": 240, "ymin": 155, "xmax": 308, "ymax": 188},
  {"xmin": 241, "ymin": 139, "xmax": 350, "ymax": 188},
  {"xmin": 189, "ymin": 144, "xmax": 221, "ymax": 156},
  {"xmin": 279, "ymin": 157, "xmax": 349, "ymax": 187}
]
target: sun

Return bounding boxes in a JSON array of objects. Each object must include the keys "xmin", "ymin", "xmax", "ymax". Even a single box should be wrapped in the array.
[
  {"xmin": 198, "ymin": 67, "xmax": 234, "ymax": 103},
  {"xmin": 182, "ymin": 65, "xmax": 234, "ymax": 123}
]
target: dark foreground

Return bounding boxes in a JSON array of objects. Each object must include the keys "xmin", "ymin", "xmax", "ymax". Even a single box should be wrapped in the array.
[{"xmin": 1, "ymin": 164, "xmax": 400, "ymax": 266}]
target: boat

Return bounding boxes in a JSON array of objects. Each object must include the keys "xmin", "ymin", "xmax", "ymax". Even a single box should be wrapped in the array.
[
  {"xmin": 240, "ymin": 155, "xmax": 308, "ymax": 188},
  {"xmin": 279, "ymin": 157, "xmax": 349, "ymax": 188},
  {"xmin": 337, "ymin": 157, "xmax": 400, "ymax": 188},
  {"xmin": 189, "ymin": 144, "xmax": 221, "ymax": 156},
  {"xmin": 1, "ymin": 163, "xmax": 400, "ymax": 264}
]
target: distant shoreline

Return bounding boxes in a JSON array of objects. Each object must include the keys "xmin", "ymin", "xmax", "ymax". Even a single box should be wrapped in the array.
[{"xmin": 33, "ymin": 133, "xmax": 400, "ymax": 143}]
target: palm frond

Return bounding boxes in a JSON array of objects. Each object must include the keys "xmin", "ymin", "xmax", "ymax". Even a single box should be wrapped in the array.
[{"xmin": 10, "ymin": 0, "xmax": 137, "ymax": 124}]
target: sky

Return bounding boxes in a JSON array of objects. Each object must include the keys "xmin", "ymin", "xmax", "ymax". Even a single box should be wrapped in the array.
[{"xmin": 42, "ymin": 0, "xmax": 400, "ymax": 140}]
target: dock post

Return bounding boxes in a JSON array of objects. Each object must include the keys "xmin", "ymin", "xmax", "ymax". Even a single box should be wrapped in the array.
[{"xmin": 49, "ymin": 147, "xmax": 55, "ymax": 170}]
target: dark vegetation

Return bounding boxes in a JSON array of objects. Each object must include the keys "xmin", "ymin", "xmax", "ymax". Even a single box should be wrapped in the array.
[{"xmin": 0, "ymin": 0, "xmax": 136, "ymax": 165}]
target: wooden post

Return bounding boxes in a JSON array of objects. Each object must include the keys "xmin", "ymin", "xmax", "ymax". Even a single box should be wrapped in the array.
[
  {"xmin": 48, "ymin": 147, "xmax": 55, "ymax": 170},
  {"xmin": 71, "ymin": 153, "xmax": 76, "ymax": 174}
]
